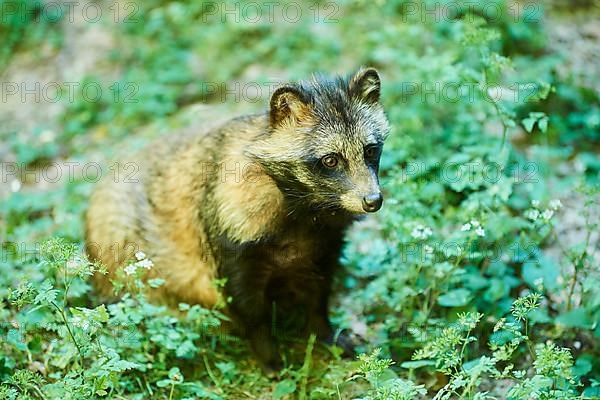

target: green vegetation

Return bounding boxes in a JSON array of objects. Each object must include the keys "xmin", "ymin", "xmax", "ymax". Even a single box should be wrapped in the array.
[{"xmin": 1, "ymin": 0, "xmax": 598, "ymax": 398}]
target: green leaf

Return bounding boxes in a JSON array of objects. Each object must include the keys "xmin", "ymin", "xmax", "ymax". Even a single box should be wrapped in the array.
[
  {"xmin": 556, "ymin": 308, "xmax": 593, "ymax": 329},
  {"xmin": 523, "ymin": 255, "xmax": 559, "ymax": 291},
  {"xmin": 583, "ymin": 386, "xmax": 600, "ymax": 397},
  {"xmin": 572, "ymin": 356, "xmax": 592, "ymax": 378},
  {"xmin": 522, "ymin": 112, "xmax": 548, "ymax": 134},
  {"xmin": 400, "ymin": 360, "xmax": 435, "ymax": 369},
  {"xmin": 156, "ymin": 379, "xmax": 172, "ymax": 388},
  {"xmin": 529, "ymin": 112, "xmax": 546, "ymax": 119},
  {"xmin": 149, "ymin": 278, "xmax": 166, "ymax": 288},
  {"xmin": 94, "ymin": 304, "xmax": 109, "ymax": 323},
  {"xmin": 168, "ymin": 367, "xmax": 183, "ymax": 382},
  {"xmin": 33, "ymin": 280, "xmax": 58, "ymax": 306},
  {"xmin": 7, "ymin": 329, "xmax": 27, "ymax": 351},
  {"xmin": 483, "ymin": 278, "xmax": 507, "ymax": 302},
  {"xmin": 522, "ymin": 117, "xmax": 536, "ymax": 133},
  {"xmin": 528, "ymin": 308, "xmax": 552, "ymax": 324},
  {"xmin": 538, "ymin": 117, "xmax": 548, "ymax": 133},
  {"xmin": 273, "ymin": 379, "xmax": 296, "ymax": 399},
  {"xmin": 438, "ymin": 289, "xmax": 471, "ymax": 307}
]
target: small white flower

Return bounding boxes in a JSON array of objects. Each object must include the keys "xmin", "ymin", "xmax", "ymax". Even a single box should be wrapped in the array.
[
  {"xmin": 494, "ymin": 318, "xmax": 506, "ymax": 332},
  {"xmin": 39, "ymin": 129, "xmax": 56, "ymax": 143},
  {"xmin": 424, "ymin": 245, "xmax": 434, "ymax": 254},
  {"xmin": 542, "ymin": 209, "xmax": 554, "ymax": 220},
  {"xmin": 124, "ymin": 263, "xmax": 137, "ymax": 276},
  {"xmin": 72, "ymin": 315, "xmax": 90, "ymax": 331},
  {"xmin": 10, "ymin": 179, "xmax": 21, "ymax": 193},
  {"xmin": 549, "ymin": 199, "xmax": 562, "ymax": 211},
  {"xmin": 531, "ymin": 200, "xmax": 540, "ymax": 208},
  {"xmin": 410, "ymin": 228, "xmax": 421, "ymax": 239},
  {"xmin": 475, "ymin": 226, "xmax": 485, "ymax": 237},
  {"xmin": 526, "ymin": 209, "xmax": 540, "ymax": 221},
  {"xmin": 470, "ymin": 220, "xmax": 480, "ymax": 227},
  {"xmin": 136, "ymin": 259, "xmax": 154, "ymax": 270},
  {"xmin": 66, "ymin": 255, "xmax": 82, "ymax": 270},
  {"xmin": 411, "ymin": 224, "xmax": 433, "ymax": 240},
  {"xmin": 461, "ymin": 223, "xmax": 472, "ymax": 231},
  {"xmin": 135, "ymin": 251, "xmax": 146, "ymax": 261}
]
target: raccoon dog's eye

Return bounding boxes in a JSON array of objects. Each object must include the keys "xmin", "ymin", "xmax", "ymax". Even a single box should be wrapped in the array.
[
  {"xmin": 365, "ymin": 145, "xmax": 378, "ymax": 158},
  {"xmin": 321, "ymin": 154, "xmax": 339, "ymax": 168}
]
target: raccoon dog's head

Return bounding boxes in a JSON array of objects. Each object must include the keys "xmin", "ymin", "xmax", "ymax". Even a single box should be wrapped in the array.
[{"xmin": 253, "ymin": 68, "xmax": 389, "ymax": 215}]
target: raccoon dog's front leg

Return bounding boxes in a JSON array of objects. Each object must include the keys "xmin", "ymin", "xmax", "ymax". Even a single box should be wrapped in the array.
[
  {"xmin": 219, "ymin": 241, "xmax": 282, "ymax": 373},
  {"xmin": 305, "ymin": 259, "xmax": 356, "ymax": 358},
  {"xmin": 227, "ymin": 272, "xmax": 282, "ymax": 372},
  {"xmin": 304, "ymin": 273, "xmax": 334, "ymax": 340}
]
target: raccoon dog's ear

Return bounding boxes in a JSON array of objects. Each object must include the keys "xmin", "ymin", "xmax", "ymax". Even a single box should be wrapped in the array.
[
  {"xmin": 349, "ymin": 68, "xmax": 381, "ymax": 104},
  {"xmin": 270, "ymin": 86, "xmax": 310, "ymax": 126}
]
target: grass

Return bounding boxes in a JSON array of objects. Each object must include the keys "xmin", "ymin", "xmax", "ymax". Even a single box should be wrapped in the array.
[{"xmin": 0, "ymin": 0, "xmax": 598, "ymax": 398}]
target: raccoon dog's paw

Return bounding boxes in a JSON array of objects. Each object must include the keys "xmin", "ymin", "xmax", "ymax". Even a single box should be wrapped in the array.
[{"xmin": 325, "ymin": 329, "xmax": 357, "ymax": 358}]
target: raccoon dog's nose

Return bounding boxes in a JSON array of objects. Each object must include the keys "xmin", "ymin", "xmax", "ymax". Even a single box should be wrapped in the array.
[{"xmin": 362, "ymin": 193, "xmax": 383, "ymax": 212}]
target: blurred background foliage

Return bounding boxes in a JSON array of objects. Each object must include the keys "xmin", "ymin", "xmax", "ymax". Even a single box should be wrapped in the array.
[{"xmin": 0, "ymin": 0, "xmax": 599, "ymax": 398}]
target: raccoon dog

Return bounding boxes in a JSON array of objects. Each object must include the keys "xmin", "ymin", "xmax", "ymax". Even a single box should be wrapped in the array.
[{"xmin": 85, "ymin": 68, "xmax": 390, "ymax": 371}]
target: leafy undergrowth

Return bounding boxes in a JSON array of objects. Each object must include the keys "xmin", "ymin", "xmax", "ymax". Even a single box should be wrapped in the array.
[{"xmin": 1, "ymin": 0, "xmax": 599, "ymax": 399}]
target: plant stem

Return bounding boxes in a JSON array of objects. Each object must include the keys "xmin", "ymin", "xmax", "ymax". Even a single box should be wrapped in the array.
[
  {"xmin": 168, "ymin": 383, "xmax": 174, "ymax": 400},
  {"xmin": 203, "ymin": 354, "xmax": 221, "ymax": 391},
  {"xmin": 566, "ymin": 222, "xmax": 590, "ymax": 311},
  {"xmin": 299, "ymin": 334, "xmax": 316, "ymax": 400},
  {"xmin": 524, "ymin": 320, "xmax": 534, "ymax": 359},
  {"xmin": 50, "ymin": 301, "xmax": 85, "ymax": 369},
  {"xmin": 298, "ymin": 334, "xmax": 317, "ymax": 400},
  {"xmin": 483, "ymin": 67, "xmax": 510, "ymax": 149},
  {"xmin": 460, "ymin": 328, "xmax": 473, "ymax": 360}
]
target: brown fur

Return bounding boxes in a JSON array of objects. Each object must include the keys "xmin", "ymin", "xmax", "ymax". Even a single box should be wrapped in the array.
[
  {"xmin": 85, "ymin": 68, "xmax": 390, "ymax": 370},
  {"xmin": 86, "ymin": 116, "xmax": 283, "ymax": 306}
]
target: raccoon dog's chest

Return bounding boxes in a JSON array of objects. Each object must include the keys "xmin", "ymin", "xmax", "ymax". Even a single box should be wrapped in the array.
[
  {"xmin": 246, "ymin": 224, "xmax": 328, "ymax": 285},
  {"xmin": 251, "ymin": 224, "xmax": 336, "ymax": 322},
  {"xmin": 219, "ymin": 221, "xmax": 340, "ymax": 314}
]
